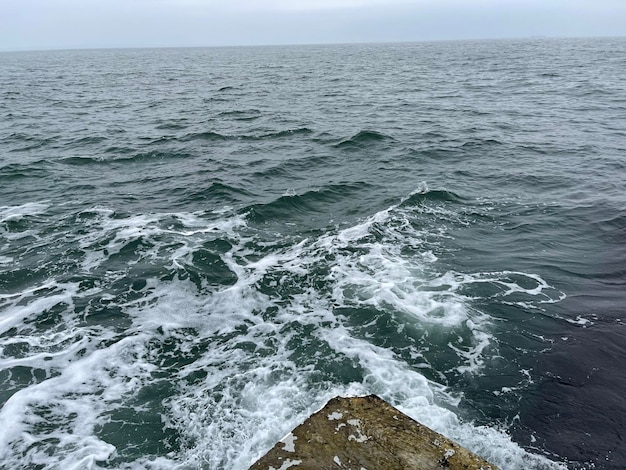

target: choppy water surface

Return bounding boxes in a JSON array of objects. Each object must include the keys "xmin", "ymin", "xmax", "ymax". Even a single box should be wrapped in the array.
[{"xmin": 1, "ymin": 38, "xmax": 625, "ymax": 469}]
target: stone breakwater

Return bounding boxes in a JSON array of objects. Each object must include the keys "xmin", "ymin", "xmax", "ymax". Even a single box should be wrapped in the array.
[{"xmin": 250, "ymin": 395, "xmax": 498, "ymax": 470}]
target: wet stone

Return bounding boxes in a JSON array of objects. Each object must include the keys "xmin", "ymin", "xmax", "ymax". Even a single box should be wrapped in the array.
[{"xmin": 250, "ymin": 395, "xmax": 498, "ymax": 470}]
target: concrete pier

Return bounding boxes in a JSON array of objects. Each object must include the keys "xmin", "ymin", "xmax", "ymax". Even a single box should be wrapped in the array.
[{"xmin": 250, "ymin": 395, "xmax": 498, "ymax": 470}]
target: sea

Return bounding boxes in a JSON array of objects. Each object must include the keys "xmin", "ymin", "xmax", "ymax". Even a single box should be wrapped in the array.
[{"xmin": 0, "ymin": 37, "xmax": 625, "ymax": 470}]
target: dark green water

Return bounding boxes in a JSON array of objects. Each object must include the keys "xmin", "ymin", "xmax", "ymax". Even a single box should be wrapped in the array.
[{"xmin": 0, "ymin": 38, "xmax": 625, "ymax": 469}]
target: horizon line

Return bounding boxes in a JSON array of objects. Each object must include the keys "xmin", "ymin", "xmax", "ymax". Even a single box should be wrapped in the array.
[{"xmin": 1, "ymin": 34, "xmax": 624, "ymax": 54}]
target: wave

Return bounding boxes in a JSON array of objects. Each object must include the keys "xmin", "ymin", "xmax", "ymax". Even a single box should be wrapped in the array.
[
  {"xmin": 8, "ymin": 137, "xmax": 58, "ymax": 153},
  {"xmin": 0, "ymin": 161, "xmax": 51, "ymax": 179},
  {"xmin": 179, "ymin": 181, "xmax": 254, "ymax": 205},
  {"xmin": 179, "ymin": 130, "xmax": 229, "ymax": 142},
  {"xmin": 104, "ymin": 146, "xmax": 136, "ymax": 155},
  {"xmin": 118, "ymin": 150, "xmax": 194, "ymax": 163},
  {"xmin": 459, "ymin": 138, "xmax": 504, "ymax": 149},
  {"xmin": 66, "ymin": 135, "xmax": 107, "ymax": 147},
  {"xmin": 218, "ymin": 109, "xmax": 262, "ymax": 120},
  {"xmin": 155, "ymin": 122, "xmax": 189, "ymax": 131},
  {"xmin": 243, "ymin": 182, "xmax": 373, "ymax": 224},
  {"xmin": 399, "ymin": 186, "xmax": 465, "ymax": 207},
  {"xmin": 242, "ymin": 128, "xmax": 312, "ymax": 140},
  {"xmin": 179, "ymin": 127, "xmax": 312, "ymax": 143},
  {"xmin": 59, "ymin": 155, "xmax": 107, "ymax": 165},
  {"xmin": 334, "ymin": 130, "xmax": 394, "ymax": 148},
  {"xmin": 593, "ymin": 211, "xmax": 626, "ymax": 233},
  {"xmin": 0, "ymin": 132, "xmax": 43, "ymax": 144},
  {"xmin": 60, "ymin": 151, "xmax": 195, "ymax": 165},
  {"xmin": 249, "ymin": 154, "xmax": 341, "ymax": 182}
]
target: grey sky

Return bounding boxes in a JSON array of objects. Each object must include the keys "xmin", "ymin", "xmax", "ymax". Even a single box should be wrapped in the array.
[{"xmin": 1, "ymin": 0, "xmax": 625, "ymax": 51}]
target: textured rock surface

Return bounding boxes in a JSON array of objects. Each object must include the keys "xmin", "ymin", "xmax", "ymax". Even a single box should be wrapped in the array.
[{"xmin": 250, "ymin": 395, "xmax": 498, "ymax": 470}]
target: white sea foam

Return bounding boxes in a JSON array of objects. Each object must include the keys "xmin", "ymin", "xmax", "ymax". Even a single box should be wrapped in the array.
[
  {"xmin": 0, "ymin": 281, "xmax": 79, "ymax": 336},
  {"xmin": 0, "ymin": 201, "xmax": 50, "ymax": 224},
  {"xmin": 0, "ymin": 198, "xmax": 567, "ymax": 470},
  {"xmin": 75, "ymin": 208, "xmax": 248, "ymax": 273},
  {"xmin": 0, "ymin": 334, "xmax": 155, "ymax": 469},
  {"xmin": 566, "ymin": 316, "xmax": 593, "ymax": 327}
]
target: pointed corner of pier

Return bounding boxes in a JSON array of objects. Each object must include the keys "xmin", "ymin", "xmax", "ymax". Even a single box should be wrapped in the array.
[{"xmin": 250, "ymin": 394, "xmax": 498, "ymax": 470}]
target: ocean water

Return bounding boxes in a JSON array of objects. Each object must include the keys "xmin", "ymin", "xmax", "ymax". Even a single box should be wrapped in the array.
[{"xmin": 0, "ymin": 37, "xmax": 625, "ymax": 469}]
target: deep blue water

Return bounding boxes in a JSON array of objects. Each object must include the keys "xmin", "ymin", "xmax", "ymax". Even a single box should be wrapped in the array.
[{"xmin": 0, "ymin": 38, "xmax": 625, "ymax": 469}]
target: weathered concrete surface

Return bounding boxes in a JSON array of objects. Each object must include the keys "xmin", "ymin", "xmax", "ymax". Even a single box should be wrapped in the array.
[{"xmin": 250, "ymin": 395, "xmax": 498, "ymax": 470}]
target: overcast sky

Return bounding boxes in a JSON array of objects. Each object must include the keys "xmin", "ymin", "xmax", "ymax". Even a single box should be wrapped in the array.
[{"xmin": 1, "ymin": 0, "xmax": 626, "ymax": 51}]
